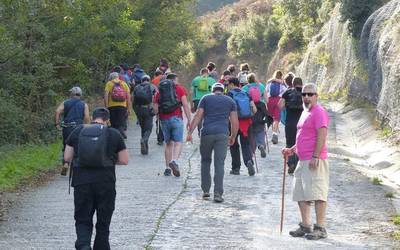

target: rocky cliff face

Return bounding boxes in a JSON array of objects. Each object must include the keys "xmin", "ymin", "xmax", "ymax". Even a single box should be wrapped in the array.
[{"xmin": 296, "ymin": 0, "xmax": 400, "ymax": 130}]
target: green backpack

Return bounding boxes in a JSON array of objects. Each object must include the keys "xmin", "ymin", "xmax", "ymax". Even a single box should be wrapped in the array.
[{"xmin": 197, "ymin": 77, "xmax": 209, "ymax": 92}]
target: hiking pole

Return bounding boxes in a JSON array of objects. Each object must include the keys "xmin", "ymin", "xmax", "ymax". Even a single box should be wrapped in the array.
[
  {"xmin": 265, "ymin": 125, "xmax": 270, "ymax": 154},
  {"xmin": 280, "ymin": 155, "xmax": 288, "ymax": 234}
]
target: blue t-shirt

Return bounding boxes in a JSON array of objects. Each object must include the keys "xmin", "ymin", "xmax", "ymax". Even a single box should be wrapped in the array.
[{"xmin": 198, "ymin": 93, "xmax": 237, "ymax": 136}]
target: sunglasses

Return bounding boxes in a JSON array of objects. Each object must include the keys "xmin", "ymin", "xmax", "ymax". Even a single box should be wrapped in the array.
[{"xmin": 302, "ymin": 93, "xmax": 316, "ymax": 97}]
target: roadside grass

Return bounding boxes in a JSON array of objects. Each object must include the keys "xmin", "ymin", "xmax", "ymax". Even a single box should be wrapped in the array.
[
  {"xmin": 393, "ymin": 231, "xmax": 400, "ymax": 241},
  {"xmin": 385, "ymin": 192, "xmax": 396, "ymax": 198},
  {"xmin": 371, "ymin": 177, "xmax": 383, "ymax": 185},
  {"xmin": 393, "ymin": 215, "xmax": 400, "ymax": 226},
  {"xmin": 0, "ymin": 142, "xmax": 60, "ymax": 191}
]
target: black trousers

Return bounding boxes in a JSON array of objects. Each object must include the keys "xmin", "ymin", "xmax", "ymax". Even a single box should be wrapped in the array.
[
  {"xmin": 74, "ymin": 182, "xmax": 116, "ymax": 250},
  {"xmin": 230, "ymin": 130, "xmax": 252, "ymax": 170},
  {"xmin": 135, "ymin": 106, "xmax": 154, "ymax": 142},
  {"xmin": 109, "ymin": 106, "xmax": 127, "ymax": 137},
  {"xmin": 285, "ymin": 121, "xmax": 299, "ymax": 167}
]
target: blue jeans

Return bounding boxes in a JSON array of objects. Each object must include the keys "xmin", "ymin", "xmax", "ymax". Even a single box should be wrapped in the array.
[{"xmin": 160, "ymin": 116, "xmax": 184, "ymax": 143}]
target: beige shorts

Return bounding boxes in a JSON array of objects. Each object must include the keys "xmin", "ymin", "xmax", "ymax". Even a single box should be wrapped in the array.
[{"xmin": 292, "ymin": 159, "xmax": 329, "ymax": 202}]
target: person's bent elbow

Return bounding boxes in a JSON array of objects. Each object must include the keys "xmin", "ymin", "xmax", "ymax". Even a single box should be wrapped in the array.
[{"xmin": 117, "ymin": 149, "xmax": 129, "ymax": 165}]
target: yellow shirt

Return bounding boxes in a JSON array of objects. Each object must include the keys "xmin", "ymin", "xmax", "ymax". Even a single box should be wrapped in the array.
[{"xmin": 105, "ymin": 79, "xmax": 130, "ymax": 108}]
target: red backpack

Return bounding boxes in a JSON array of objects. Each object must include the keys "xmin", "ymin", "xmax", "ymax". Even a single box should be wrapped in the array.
[
  {"xmin": 248, "ymin": 84, "xmax": 261, "ymax": 103},
  {"xmin": 111, "ymin": 81, "xmax": 127, "ymax": 102}
]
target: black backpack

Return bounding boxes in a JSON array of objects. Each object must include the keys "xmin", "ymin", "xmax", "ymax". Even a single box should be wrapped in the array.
[
  {"xmin": 158, "ymin": 79, "xmax": 181, "ymax": 113},
  {"xmin": 78, "ymin": 124, "xmax": 113, "ymax": 168},
  {"xmin": 134, "ymin": 83, "xmax": 153, "ymax": 105},
  {"xmin": 286, "ymin": 89, "xmax": 303, "ymax": 110}
]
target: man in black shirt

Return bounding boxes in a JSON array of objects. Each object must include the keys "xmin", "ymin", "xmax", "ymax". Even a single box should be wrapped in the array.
[
  {"xmin": 64, "ymin": 107, "xmax": 129, "ymax": 250},
  {"xmin": 279, "ymin": 77, "xmax": 303, "ymax": 174}
]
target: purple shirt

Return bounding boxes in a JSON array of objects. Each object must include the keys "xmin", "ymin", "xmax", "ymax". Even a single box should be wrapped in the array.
[{"xmin": 296, "ymin": 104, "xmax": 329, "ymax": 160}]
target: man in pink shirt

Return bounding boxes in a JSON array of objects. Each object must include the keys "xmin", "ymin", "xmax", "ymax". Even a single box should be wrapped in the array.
[{"xmin": 282, "ymin": 83, "xmax": 329, "ymax": 240}]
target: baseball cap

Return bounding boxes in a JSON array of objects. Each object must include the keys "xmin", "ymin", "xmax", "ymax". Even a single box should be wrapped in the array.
[
  {"xmin": 92, "ymin": 107, "xmax": 110, "ymax": 121},
  {"xmin": 69, "ymin": 86, "xmax": 82, "ymax": 96},
  {"xmin": 141, "ymin": 74, "xmax": 151, "ymax": 82},
  {"xmin": 212, "ymin": 83, "xmax": 224, "ymax": 91}
]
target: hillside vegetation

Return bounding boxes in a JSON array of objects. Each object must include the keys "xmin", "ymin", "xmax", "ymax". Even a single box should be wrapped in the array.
[{"xmin": 0, "ymin": 0, "xmax": 196, "ymax": 146}]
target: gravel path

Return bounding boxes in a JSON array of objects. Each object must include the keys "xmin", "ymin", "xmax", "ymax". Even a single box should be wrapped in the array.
[{"xmin": 0, "ymin": 108, "xmax": 399, "ymax": 249}]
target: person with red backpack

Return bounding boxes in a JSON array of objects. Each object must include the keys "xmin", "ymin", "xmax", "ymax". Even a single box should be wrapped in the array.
[
  {"xmin": 241, "ymin": 73, "xmax": 268, "ymax": 158},
  {"xmin": 265, "ymin": 70, "xmax": 287, "ymax": 144},
  {"xmin": 104, "ymin": 72, "xmax": 131, "ymax": 138}
]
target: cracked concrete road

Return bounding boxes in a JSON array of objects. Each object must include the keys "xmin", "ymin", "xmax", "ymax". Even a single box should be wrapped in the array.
[{"xmin": 0, "ymin": 107, "xmax": 399, "ymax": 249}]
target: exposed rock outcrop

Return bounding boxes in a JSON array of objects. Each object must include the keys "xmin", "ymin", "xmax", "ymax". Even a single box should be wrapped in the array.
[{"xmin": 296, "ymin": 1, "xmax": 400, "ymax": 130}]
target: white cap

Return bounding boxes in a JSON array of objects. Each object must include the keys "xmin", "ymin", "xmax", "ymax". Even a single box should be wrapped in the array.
[
  {"xmin": 212, "ymin": 83, "xmax": 224, "ymax": 92},
  {"xmin": 69, "ymin": 86, "xmax": 82, "ymax": 96}
]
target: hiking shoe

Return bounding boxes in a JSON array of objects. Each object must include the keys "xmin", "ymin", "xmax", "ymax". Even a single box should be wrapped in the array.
[
  {"xmin": 288, "ymin": 164, "xmax": 296, "ymax": 175},
  {"xmin": 169, "ymin": 161, "xmax": 181, "ymax": 177},
  {"xmin": 289, "ymin": 223, "xmax": 312, "ymax": 237},
  {"xmin": 305, "ymin": 224, "xmax": 328, "ymax": 240},
  {"xmin": 214, "ymin": 193, "xmax": 224, "ymax": 203},
  {"xmin": 230, "ymin": 169, "xmax": 240, "ymax": 175},
  {"xmin": 140, "ymin": 140, "xmax": 146, "ymax": 155},
  {"xmin": 258, "ymin": 145, "xmax": 266, "ymax": 158},
  {"xmin": 202, "ymin": 192, "xmax": 211, "ymax": 200},
  {"xmin": 272, "ymin": 134, "xmax": 278, "ymax": 144},
  {"xmin": 163, "ymin": 168, "xmax": 172, "ymax": 176},
  {"xmin": 246, "ymin": 160, "xmax": 255, "ymax": 176}
]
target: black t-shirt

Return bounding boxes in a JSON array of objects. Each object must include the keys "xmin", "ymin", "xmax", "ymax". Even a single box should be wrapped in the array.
[
  {"xmin": 66, "ymin": 124, "xmax": 126, "ymax": 187},
  {"xmin": 282, "ymin": 88, "xmax": 303, "ymax": 124}
]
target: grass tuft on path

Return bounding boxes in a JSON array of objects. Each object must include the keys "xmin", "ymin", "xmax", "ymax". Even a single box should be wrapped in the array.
[{"xmin": 0, "ymin": 142, "xmax": 60, "ymax": 191}]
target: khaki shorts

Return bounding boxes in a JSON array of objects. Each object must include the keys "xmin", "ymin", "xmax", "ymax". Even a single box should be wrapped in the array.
[{"xmin": 292, "ymin": 159, "xmax": 329, "ymax": 202}]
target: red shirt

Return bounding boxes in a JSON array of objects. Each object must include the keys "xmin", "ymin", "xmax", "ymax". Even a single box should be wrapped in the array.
[{"xmin": 154, "ymin": 84, "xmax": 187, "ymax": 120}]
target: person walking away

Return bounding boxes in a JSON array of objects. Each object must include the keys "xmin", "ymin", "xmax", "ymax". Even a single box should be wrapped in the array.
[
  {"xmin": 191, "ymin": 68, "xmax": 216, "ymax": 134},
  {"xmin": 282, "ymin": 83, "xmax": 329, "ymax": 240},
  {"xmin": 186, "ymin": 83, "xmax": 239, "ymax": 202},
  {"xmin": 227, "ymin": 77, "xmax": 257, "ymax": 176},
  {"xmin": 218, "ymin": 70, "xmax": 232, "ymax": 93},
  {"xmin": 152, "ymin": 69, "xmax": 164, "ymax": 87},
  {"xmin": 156, "ymin": 58, "xmax": 171, "ymax": 75},
  {"xmin": 227, "ymin": 64, "xmax": 236, "ymax": 76},
  {"xmin": 120, "ymin": 63, "xmax": 134, "ymax": 90},
  {"xmin": 55, "ymin": 86, "xmax": 90, "ymax": 175},
  {"xmin": 104, "ymin": 72, "xmax": 131, "ymax": 138},
  {"xmin": 279, "ymin": 77, "xmax": 303, "ymax": 174},
  {"xmin": 154, "ymin": 73, "xmax": 191, "ymax": 177},
  {"xmin": 131, "ymin": 64, "xmax": 146, "ymax": 86},
  {"xmin": 237, "ymin": 63, "xmax": 250, "ymax": 87},
  {"xmin": 64, "ymin": 107, "xmax": 129, "ymax": 250},
  {"xmin": 280, "ymin": 72, "xmax": 295, "ymax": 125},
  {"xmin": 241, "ymin": 73, "xmax": 268, "ymax": 158},
  {"xmin": 207, "ymin": 62, "xmax": 218, "ymax": 81},
  {"xmin": 152, "ymin": 69, "xmax": 165, "ymax": 145},
  {"xmin": 133, "ymin": 75, "xmax": 157, "ymax": 155},
  {"xmin": 265, "ymin": 70, "xmax": 287, "ymax": 144}
]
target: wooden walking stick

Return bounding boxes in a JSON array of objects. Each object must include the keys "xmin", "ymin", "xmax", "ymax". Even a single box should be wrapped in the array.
[{"xmin": 280, "ymin": 154, "xmax": 288, "ymax": 234}]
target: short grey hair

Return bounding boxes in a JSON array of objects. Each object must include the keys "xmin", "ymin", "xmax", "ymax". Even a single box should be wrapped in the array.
[
  {"xmin": 109, "ymin": 72, "xmax": 119, "ymax": 80},
  {"xmin": 302, "ymin": 83, "xmax": 318, "ymax": 93}
]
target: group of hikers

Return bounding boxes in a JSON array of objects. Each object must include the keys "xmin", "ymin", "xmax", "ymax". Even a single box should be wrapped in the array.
[{"xmin": 55, "ymin": 59, "xmax": 330, "ymax": 249}]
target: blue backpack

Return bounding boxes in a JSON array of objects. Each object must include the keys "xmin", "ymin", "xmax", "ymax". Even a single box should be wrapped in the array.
[
  {"xmin": 269, "ymin": 81, "xmax": 281, "ymax": 97},
  {"xmin": 230, "ymin": 90, "xmax": 252, "ymax": 119}
]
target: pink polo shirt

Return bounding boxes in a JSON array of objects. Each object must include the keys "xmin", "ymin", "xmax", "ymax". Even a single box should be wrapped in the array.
[{"xmin": 296, "ymin": 104, "xmax": 329, "ymax": 161}]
